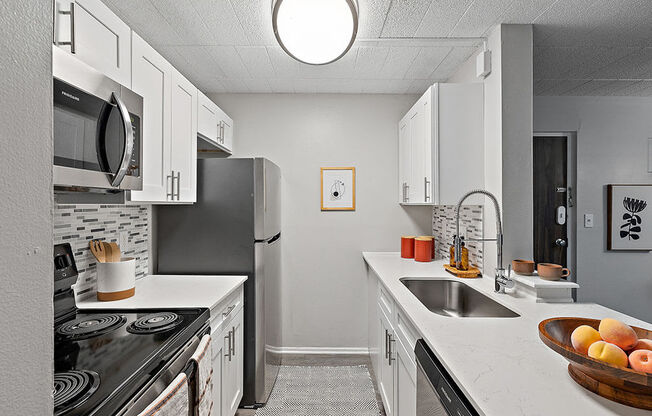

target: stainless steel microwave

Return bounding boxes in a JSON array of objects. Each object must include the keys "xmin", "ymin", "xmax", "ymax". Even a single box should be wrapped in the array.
[{"xmin": 53, "ymin": 47, "xmax": 143, "ymax": 191}]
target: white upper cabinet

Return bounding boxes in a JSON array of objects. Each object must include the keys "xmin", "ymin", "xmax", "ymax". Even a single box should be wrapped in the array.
[
  {"xmin": 129, "ymin": 33, "xmax": 172, "ymax": 203},
  {"xmin": 170, "ymin": 69, "xmax": 198, "ymax": 203},
  {"xmin": 217, "ymin": 107, "xmax": 234, "ymax": 154},
  {"xmin": 53, "ymin": 0, "xmax": 131, "ymax": 87},
  {"xmin": 197, "ymin": 92, "xmax": 234, "ymax": 155},
  {"xmin": 398, "ymin": 83, "xmax": 483, "ymax": 205},
  {"xmin": 198, "ymin": 91, "xmax": 220, "ymax": 144}
]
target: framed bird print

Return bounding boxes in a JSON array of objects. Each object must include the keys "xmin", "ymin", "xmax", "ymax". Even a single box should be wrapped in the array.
[
  {"xmin": 608, "ymin": 184, "xmax": 652, "ymax": 251},
  {"xmin": 321, "ymin": 167, "xmax": 355, "ymax": 211}
]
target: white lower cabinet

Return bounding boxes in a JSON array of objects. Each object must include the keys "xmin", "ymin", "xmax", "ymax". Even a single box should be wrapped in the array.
[
  {"xmin": 210, "ymin": 288, "xmax": 244, "ymax": 416},
  {"xmin": 395, "ymin": 336, "xmax": 417, "ymax": 416},
  {"xmin": 379, "ymin": 311, "xmax": 395, "ymax": 416},
  {"xmin": 369, "ymin": 276, "xmax": 417, "ymax": 416}
]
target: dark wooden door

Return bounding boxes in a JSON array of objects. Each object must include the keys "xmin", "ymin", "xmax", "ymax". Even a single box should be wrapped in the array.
[{"xmin": 533, "ymin": 137, "xmax": 568, "ymax": 267}]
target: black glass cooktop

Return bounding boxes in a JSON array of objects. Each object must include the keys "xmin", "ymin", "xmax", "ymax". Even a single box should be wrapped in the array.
[{"xmin": 54, "ymin": 308, "xmax": 209, "ymax": 416}]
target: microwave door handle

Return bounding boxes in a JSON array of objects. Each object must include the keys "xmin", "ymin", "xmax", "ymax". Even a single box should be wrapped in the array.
[{"xmin": 110, "ymin": 92, "xmax": 134, "ymax": 187}]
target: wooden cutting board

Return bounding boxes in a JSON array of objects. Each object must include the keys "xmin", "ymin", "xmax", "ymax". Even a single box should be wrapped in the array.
[{"xmin": 443, "ymin": 264, "xmax": 482, "ymax": 278}]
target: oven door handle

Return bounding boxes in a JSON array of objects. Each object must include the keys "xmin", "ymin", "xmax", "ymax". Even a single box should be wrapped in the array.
[{"xmin": 110, "ymin": 92, "xmax": 134, "ymax": 187}]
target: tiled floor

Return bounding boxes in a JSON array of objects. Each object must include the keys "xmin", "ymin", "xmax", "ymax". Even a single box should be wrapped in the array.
[{"xmin": 235, "ymin": 354, "xmax": 386, "ymax": 416}]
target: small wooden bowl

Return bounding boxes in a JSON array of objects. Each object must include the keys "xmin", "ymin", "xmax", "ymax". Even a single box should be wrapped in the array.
[{"xmin": 538, "ymin": 317, "xmax": 652, "ymax": 410}]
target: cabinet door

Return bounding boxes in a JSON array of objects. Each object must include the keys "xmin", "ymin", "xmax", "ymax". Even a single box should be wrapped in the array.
[
  {"xmin": 395, "ymin": 338, "xmax": 417, "ymax": 416},
  {"xmin": 216, "ymin": 106, "xmax": 234, "ymax": 154},
  {"xmin": 231, "ymin": 310, "xmax": 244, "ymax": 415},
  {"xmin": 198, "ymin": 91, "xmax": 219, "ymax": 143},
  {"xmin": 379, "ymin": 311, "xmax": 395, "ymax": 416},
  {"xmin": 170, "ymin": 70, "xmax": 198, "ymax": 203},
  {"xmin": 408, "ymin": 93, "xmax": 431, "ymax": 203},
  {"xmin": 222, "ymin": 311, "xmax": 243, "ymax": 416},
  {"xmin": 398, "ymin": 117, "xmax": 410, "ymax": 204},
  {"xmin": 211, "ymin": 327, "xmax": 224, "ymax": 416},
  {"xmin": 54, "ymin": 0, "xmax": 131, "ymax": 86},
  {"xmin": 129, "ymin": 33, "xmax": 172, "ymax": 203}
]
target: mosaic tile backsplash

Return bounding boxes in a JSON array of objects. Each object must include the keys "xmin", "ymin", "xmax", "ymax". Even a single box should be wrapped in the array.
[
  {"xmin": 432, "ymin": 205, "xmax": 484, "ymax": 269},
  {"xmin": 54, "ymin": 204, "xmax": 150, "ymax": 298}
]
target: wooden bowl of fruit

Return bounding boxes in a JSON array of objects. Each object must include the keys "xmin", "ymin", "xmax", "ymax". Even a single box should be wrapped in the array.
[{"xmin": 538, "ymin": 317, "xmax": 652, "ymax": 410}]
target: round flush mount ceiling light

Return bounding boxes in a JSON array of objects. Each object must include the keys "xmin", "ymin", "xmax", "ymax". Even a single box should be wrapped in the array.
[{"xmin": 272, "ymin": 0, "xmax": 359, "ymax": 65}]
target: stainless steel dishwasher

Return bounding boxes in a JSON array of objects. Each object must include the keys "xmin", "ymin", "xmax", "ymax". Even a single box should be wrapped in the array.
[{"xmin": 415, "ymin": 340, "xmax": 479, "ymax": 416}]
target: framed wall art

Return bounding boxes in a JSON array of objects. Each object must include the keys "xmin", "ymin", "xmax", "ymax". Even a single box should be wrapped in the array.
[
  {"xmin": 608, "ymin": 184, "xmax": 652, "ymax": 251},
  {"xmin": 321, "ymin": 167, "xmax": 355, "ymax": 211}
]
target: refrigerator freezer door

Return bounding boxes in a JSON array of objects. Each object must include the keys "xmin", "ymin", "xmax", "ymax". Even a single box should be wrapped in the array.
[
  {"xmin": 254, "ymin": 234, "xmax": 281, "ymax": 404},
  {"xmin": 255, "ymin": 158, "xmax": 281, "ymax": 240}
]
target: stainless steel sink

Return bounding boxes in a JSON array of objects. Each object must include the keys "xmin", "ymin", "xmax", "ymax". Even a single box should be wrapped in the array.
[{"xmin": 400, "ymin": 278, "xmax": 520, "ymax": 318}]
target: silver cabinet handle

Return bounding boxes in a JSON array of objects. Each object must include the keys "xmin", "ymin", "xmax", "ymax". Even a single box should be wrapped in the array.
[
  {"xmin": 388, "ymin": 334, "xmax": 396, "ymax": 365},
  {"xmin": 405, "ymin": 184, "xmax": 409, "ymax": 202},
  {"xmin": 225, "ymin": 331, "xmax": 232, "ymax": 361},
  {"xmin": 424, "ymin": 177, "xmax": 431, "ymax": 202},
  {"xmin": 175, "ymin": 171, "xmax": 181, "ymax": 200},
  {"xmin": 56, "ymin": 2, "xmax": 76, "ymax": 53},
  {"xmin": 110, "ymin": 92, "xmax": 135, "ymax": 187},
  {"xmin": 220, "ymin": 121, "xmax": 225, "ymax": 144},
  {"xmin": 166, "ymin": 172, "xmax": 173, "ymax": 200}
]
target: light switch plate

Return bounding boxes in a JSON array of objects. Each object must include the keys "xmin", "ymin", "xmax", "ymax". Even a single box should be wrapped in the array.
[{"xmin": 584, "ymin": 214, "xmax": 594, "ymax": 228}]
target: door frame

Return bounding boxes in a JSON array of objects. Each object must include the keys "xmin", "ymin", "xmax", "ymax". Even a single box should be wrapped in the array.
[{"xmin": 532, "ymin": 132, "xmax": 578, "ymax": 286}]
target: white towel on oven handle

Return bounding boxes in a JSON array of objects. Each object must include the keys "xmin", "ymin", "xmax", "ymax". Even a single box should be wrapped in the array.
[
  {"xmin": 137, "ymin": 372, "xmax": 189, "ymax": 416},
  {"xmin": 190, "ymin": 334, "xmax": 213, "ymax": 416}
]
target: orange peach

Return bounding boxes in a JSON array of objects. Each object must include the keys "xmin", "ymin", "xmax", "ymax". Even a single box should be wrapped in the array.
[
  {"xmin": 628, "ymin": 350, "xmax": 652, "ymax": 373},
  {"xmin": 630, "ymin": 339, "xmax": 652, "ymax": 352},
  {"xmin": 587, "ymin": 341, "xmax": 628, "ymax": 368},
  {"xmin": 598, "ymin": 318, "xmax": 638, "ymax": 351},
  {"xmin": 571, "ymin": 325, "xmax": 602, "ymax": 354}
]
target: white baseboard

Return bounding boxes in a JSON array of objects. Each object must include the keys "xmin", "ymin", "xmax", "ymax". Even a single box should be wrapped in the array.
[{"xmin": 267, "ymin": 345, "xmax": 369, "ymax": 355}]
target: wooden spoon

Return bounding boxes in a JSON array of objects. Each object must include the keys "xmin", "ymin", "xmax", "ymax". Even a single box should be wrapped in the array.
[
  {"xmin": 101, "ymin": 242, "xmax": 114, "ymax": 263},
  {"xmin": 89, "ymin": 240, "xmax": 106, "ymax": 263},
  {"xmin": 109, "ymin": 242, "xmax": 121, "ymax": 262}
]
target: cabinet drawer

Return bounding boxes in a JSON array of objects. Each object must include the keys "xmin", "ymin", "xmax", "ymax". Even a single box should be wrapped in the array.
[
  {"xmin": 210, "ymin": 286, "xmax": 244, "ymax": 334},
  {"xmin": 378, "ymin": 284, "xmax": 395, "ymax": 321},
  {"xmin": 395, "ymin": 310, "xmax": 419, "ymax": 353}
]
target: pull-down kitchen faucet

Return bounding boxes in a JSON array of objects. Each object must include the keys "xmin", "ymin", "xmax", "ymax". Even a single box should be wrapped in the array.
[{"xmin": 454, "ymin": 189, "xmax": 514, "ymax": 293}]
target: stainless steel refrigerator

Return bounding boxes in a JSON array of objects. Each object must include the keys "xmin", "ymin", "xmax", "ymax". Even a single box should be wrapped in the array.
[{"xmin": 156, "ymin": 158, "xmax": 281, "ymax": 407}]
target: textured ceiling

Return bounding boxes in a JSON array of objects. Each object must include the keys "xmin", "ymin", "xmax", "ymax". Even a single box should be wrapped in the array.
[{"xmin": 104, "ymin": 0, "xmax": 652, "ymax": 96}]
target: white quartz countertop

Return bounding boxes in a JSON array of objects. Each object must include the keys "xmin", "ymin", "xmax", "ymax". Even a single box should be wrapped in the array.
[
  {"xmin": 77, "ymin": 274, "xmax": 247, "ymax": 313},
  {"xmin": 363, "ymin": 252, "xmax": 652, "ymax": 416}
]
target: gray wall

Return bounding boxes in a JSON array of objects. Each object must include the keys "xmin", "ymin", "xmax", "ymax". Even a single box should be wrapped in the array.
[
  {"xmin": 209, "ymin": 93, "xmax": 431, "ymax": 350},
  {"xmin": 535, "ymin": 96, "xmax": 652, "ymax": 321},
  {"xmin": 0, "ymin": 1, "xmax": 53, "ymax": 414},
  {"xmin": 447, "ymin": 24, "xmax": 534, "ymax": 275}
]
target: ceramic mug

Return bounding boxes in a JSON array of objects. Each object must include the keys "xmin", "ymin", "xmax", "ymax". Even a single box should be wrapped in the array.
[
  {"xmin": 512, "ymin": 259, "xmax": 535, "ymax": 275},
  {"xmin": 537, "ymin": 263, "xmax": 571, "ymax": 281}
]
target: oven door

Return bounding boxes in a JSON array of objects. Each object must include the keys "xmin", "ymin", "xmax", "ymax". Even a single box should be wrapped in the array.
[{"xmin": 53, "ymin": 47, "xmax": 142, "ymax": 191}]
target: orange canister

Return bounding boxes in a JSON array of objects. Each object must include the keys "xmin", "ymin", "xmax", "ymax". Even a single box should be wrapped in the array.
[
  {"xmin": 401, "ymin": 236, "xmax": 415, "ymax": 258},
  {"xmin": 414, "ymin": 237, "xmax": 433, "ymax": 262},
  {"xmin": 419, "ymin": 236, "xmax": 435, "ymax": 258}
]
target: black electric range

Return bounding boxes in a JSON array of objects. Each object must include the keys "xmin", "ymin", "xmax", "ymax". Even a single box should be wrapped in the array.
[{"xmin": 53, "ymin": 243, "xmax": 209, "ymax": 416}]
